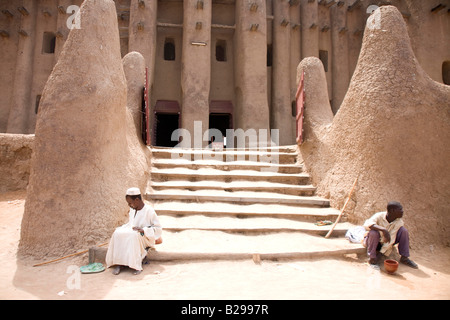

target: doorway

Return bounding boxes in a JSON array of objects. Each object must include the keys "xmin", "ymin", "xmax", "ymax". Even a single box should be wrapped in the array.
[
  {"xmin": 154, "ymin": 113, "xmax": 180, "ymax": 147},
  {"xmin": 209, "ymin": 113, "xmax": 232, "ymax": 146},
  {"xmin": 209, "ymin": 100, "xmax": 233, "ymax": 148},
  {"xmin": 152, "ymin": 100, "xmax": 181, "ymax": 147},
  {"xmin": 209, "ymin": 113, "xmax": 232, "ymax": 137}
]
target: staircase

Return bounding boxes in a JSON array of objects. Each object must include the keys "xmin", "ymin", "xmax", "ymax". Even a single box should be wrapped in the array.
[{"xmin": 144, "ymin": 146, "xmax": 365, "ymax": 262}]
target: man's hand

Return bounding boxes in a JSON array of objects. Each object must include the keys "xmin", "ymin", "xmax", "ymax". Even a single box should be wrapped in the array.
[
  {"xmin": 132, "ymin": 227, "xmax": 144, "ymax": 233},
  {"xmin": 369, "ymin": 224, "xmax": 391, "ymax": 243},
  {"xmin": 382, "ymin": 229, "xmax": 391, "ymax": 243}
]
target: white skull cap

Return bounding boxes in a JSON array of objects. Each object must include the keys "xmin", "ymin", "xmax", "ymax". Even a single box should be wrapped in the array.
[{"xmin": 126, "ymin": 187, "xmax": 141, "ymax": 196}]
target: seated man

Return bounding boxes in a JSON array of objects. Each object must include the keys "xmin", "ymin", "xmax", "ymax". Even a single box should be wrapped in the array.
[
  {"xmin": 106, "ymin": 187, "xmax": 162, "ymax": 275},
  {"xmin": 363, "ymin": 201, "xmax": 418, "ymax": 269}
]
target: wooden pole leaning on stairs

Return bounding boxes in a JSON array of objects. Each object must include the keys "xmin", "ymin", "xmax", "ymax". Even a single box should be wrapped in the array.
[{"xmin": 325, "ymin": 177, "xmax": 358, "ymax": 239}]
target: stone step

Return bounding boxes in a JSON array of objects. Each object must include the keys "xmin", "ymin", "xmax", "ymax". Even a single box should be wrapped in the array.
[
  {"xmin": 140, "ymin": 145, "xmax": 361, "ymax": 263},
  {"xmin": 151, "ymin": 201, "xmax": 339, "ymax": 222},
  {"xmin": 150, "ymin": 168, "xmax": 310, "ymax": 185},
  {"xmin": 151, "ymin": 145, "xmax": 299, "ymax": 153},
  {"xmin": 145, "ymin": 189, "xmax": 329, "ymax": 207},
  {"xmin": 158, "ymin": 214, "xmax": 353, "ymax": 237},
  {"xmin": 150, "ymin": 147, "xmax": 298, "ymax": 164},
  {"xmin": 149, "ymin": 180, "xmax": 316, "ymax": 196},
  {"xmin": 151, "ymin": 158, "xmax": 304, "ymax": 174},
  {"xmin": 147, "ymin": 230, "xmax": 365, "ymax": 262}
]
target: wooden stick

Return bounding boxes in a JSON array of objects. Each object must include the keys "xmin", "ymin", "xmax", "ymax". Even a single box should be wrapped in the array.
[
  {"xmin": 32, "ymin": 242, "xmax": 108, "ymax": 267},
  {"xmin": 325, "ymin": 177, "xmax": 358, "ymax": 239}
]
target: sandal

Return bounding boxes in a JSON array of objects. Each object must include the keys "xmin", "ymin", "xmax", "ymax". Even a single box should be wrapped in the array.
[
  {"xmin": 400, "ymin": 257, "xmax": 418, "ymax": 269},
  {"xmin": 315, "ymin": 220, "xmax": 332, "ymax": 226}
]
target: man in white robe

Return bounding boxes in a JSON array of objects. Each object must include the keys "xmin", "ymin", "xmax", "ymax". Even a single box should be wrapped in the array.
[{"xmin": 106, "ymin": 187, "xmax": 162, "ymax": 275}]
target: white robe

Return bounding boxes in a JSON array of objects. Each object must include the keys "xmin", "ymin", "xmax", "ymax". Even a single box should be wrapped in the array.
[{"xmin": 106, "ymin": 204, "xmax": 162, "ymax": 271}]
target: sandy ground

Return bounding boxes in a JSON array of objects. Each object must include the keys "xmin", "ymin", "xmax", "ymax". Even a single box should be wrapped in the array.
[{"xmin": 0, "ymin": 190, "xmax": 449, "ymax": 300}]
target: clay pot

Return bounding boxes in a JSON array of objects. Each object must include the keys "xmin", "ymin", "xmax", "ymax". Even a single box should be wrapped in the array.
[{"xmin": 384, "ymin": 259, "xmax": 399, "ymax": 274}]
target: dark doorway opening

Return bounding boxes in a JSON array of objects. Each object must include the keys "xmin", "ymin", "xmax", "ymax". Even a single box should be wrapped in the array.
[
  {"xmin": 155, "ymin": 113, "xmax": 179, "ymax": 147},
  {"xmin": 209, "ymin": 100, "xmax": 233, "ymax": 148},
  {"xmin": 209, "ymin": 113, "xmax": 232, "ymax": 147}
]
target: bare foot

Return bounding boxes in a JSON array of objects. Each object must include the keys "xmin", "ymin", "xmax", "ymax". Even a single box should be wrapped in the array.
[{"xmin": 112, "ymin": 266, "xmax": 122, "ymax": 275}]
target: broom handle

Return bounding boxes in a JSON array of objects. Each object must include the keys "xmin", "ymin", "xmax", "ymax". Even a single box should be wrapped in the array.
[
  {"xmin": 32, "ymin": 242, "xmax": 108, "ymax": 267},
  {"xmin": 325, "ymin": 177, "xmax": 358, "ymax": 239}
]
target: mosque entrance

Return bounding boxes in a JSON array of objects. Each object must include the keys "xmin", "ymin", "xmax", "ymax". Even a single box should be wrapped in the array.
[
  {"xmin": 209, "ymin": 101, "xmax": 233, "ymax": 148},
  {"xmin": 209, "ymin": 113, "xmax": 232, "ymax": 147},
  {"xmin": 152, "ymin": 100, "xmax": 181, "ymax": 147},
  {"xmin": 154, "ymin": 113, "xmax": 180, "ymax": 147}
]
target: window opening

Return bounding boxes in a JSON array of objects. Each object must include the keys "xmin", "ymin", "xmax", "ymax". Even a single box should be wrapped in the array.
[
  {"xmin": 443, "ymin": 61, "xmax": 450, "ymax": 85},
  {"xmin": 216, "ymin": 40, "xmax": 227, "ymax": 62},
  {"xmin": 42, "ymin": 32, "xmax": 56, "ymax": 54},
  {"xmin": 35, "ymin": 95, "xmax": 42, "ymax": 114},
  {"xmin": 164, "ymin": 38, "xmax": 176, "ymax": 61},
  {"xmin": 267, "ymin": 44, "xmax": 273, "ymax": 67},
  {"xmin": 319, "ymin": 50, "xmax": 328, "ymax": 72}
]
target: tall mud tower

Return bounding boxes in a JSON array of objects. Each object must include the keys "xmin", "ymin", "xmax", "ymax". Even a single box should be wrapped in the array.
[
  {"xmin": 18, "ymin": 0, "xmax": 149, "ymax": 259},
  {"xmin": 298, "ymin": 6, "xmax": 450, "ymax": 248}
]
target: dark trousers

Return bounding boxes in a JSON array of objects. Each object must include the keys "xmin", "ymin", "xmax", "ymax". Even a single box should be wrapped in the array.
[{"xmin": 364, "ymin": 226, "xmax": 410, "ymax": 259}]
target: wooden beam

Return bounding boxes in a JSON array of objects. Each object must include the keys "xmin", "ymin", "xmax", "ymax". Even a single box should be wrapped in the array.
[
  {"xmin": 2, "ymin": 10, "xmax": 13, "ymax": 18},
  {"xmin": 431, "ymin": 4, "xmax": 446, "ymax": 13},
  {"xmin": 347, "ymin": 0, "xmax": 361, "ymax": 12}
]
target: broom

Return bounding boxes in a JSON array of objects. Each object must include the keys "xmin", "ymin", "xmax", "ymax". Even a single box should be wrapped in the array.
[{"xmin": 32, "ymin": 242, "xmax": 108, "ymax": 267}]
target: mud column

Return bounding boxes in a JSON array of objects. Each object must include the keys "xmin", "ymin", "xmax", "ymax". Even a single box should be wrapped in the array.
[
  {"xmin": 330, "ymin": 2, "xmax": 350, "ymax": 114},
  {"xmin": 290, "ymin": 1, "xmax": 301, "ymax": 99},
  {"xmin": 180, "ymin": 0, "xmax": 211, "ymax": 148},
  {"xmin": 6, "ymin": 0, "xmax": 37, "ymax": 133},
  {"xmin": 300, "ymin": 0, "xmax": 319, "ymax": 58},
  {"xmin": 234, "ymin": 0, "xmax": 270, "ymax": 146},
  {"xmin": 129, "ymin": 0, "xmax": 157, "ymax": 88},
  {"xmin": 272, "ymin": 0, "xmax": 293, "ymax": 145}
]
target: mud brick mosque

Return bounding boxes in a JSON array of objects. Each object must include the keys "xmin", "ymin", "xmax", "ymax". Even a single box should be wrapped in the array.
[
  {"xmin": 0, "ymin": 0, "xmax": 447, "ymax": 260},
  {"xmin": 1, "ymin": 0, "xmax": 449, "ymax": 146}
]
